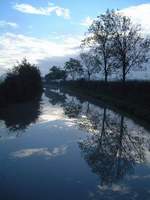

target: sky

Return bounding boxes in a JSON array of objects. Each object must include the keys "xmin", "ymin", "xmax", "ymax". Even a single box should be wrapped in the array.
[{"xmin": 0, "ymin": 0, "xmax": 150, "ymax": 76}]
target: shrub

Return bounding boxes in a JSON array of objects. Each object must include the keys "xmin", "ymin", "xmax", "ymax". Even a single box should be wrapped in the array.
[{"xmin": 0, "ymin": 58, "xmax": 43, "ymax": 103}]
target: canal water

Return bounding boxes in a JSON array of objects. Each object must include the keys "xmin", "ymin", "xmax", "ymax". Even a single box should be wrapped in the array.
[{"xmin": 0, "ymin": 87, "xmax": 150, "ymax": 200}]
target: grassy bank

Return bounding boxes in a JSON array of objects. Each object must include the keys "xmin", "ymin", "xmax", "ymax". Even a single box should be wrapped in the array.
[{"xmin": 59, "ymin": 80, "xmax": 150, "ymax": 124}]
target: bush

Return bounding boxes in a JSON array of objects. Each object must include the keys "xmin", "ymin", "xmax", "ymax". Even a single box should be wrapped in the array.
[{"xmin": 0, "ymin": 59, "xmax": 43, "ymax": 104}]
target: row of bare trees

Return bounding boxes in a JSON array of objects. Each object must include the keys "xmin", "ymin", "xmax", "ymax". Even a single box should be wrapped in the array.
[{"xmin": 64, "ymin": 10, "xmax": 150, "ymax": 83}]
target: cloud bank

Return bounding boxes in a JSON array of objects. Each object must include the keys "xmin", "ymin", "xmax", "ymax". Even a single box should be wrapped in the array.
[
  {"xmin": 121, "ymin": 3, "xmax": 150, "ymax": 34},
  {"xmin": 0, "ymin": 32, "xmax": 82, "ymax": 75}
]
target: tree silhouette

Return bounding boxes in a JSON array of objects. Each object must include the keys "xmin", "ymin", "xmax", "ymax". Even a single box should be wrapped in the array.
[
  {"xmin": 82, "ymin": 10, "xmax": 115, "ymax": 82},
  {"xmin": 1, "ymin": 58, "xmax": 43, "ymax": 103},
  {"xmin": 80, "ymin": 51, "xmax": 101, "ymax": 80},
  {"xmin": 45, "ymin": 66, "xmax": 67, "ymax": 82},
  {"xmin": 82, "ymin": 9, "xmax": 150, "ymax": 83},
  {"xmin": 110, "ymin": 11, "xmax": 150, "ymax": 83},
  {"xmin": 64, "ymin": 58, "xmax": 83, "ymax": 80}
]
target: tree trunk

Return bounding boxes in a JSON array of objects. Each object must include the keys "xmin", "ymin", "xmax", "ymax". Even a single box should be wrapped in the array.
[
  {"xmin": 104, "ymin": 72, "xmax": 108, "ymax": 83},
  {"xmin": 88, "ymin": 72, "xmax": 91, "ymax": 81},
  {"xmin": 116, "ymin": 116, "xmax": 124, "ymax": 178},
  {"xmin": 99, "ymin": 107, "xmax": 107, "ymax": 145},
  {"xmin": 104, "ymin": 57, "xmax": 108, "ymax": 83},
  {"xmin": 118, "ymin": 116, "xmax": 124, "ymax": 156},
  {"xmin": 101, "ymin": 107, "xmax": 106, "ymax": 136},
  {"xmin": 72, "ymin": 73, "xmax": 75, "ymax": 81},
  {"xmin": 122, "ymin": 66, "xmax": 126, "ymax": 84},
  {"xmin": 122, "ymin": 50, "xmax": 126, "ymax": 85}
]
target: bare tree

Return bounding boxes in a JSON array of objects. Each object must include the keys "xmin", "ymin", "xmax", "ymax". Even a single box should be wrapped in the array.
[
  {"xmin": 110, "ymin": 12, "xmax": 150, "ymax": 83},
  {"xmin": 82, "ymin": 10, "xmax": 115, "ymax": 82},
  {"xmin": 80, "ymin": 51, "xmax": 101, "ymax": 80}
]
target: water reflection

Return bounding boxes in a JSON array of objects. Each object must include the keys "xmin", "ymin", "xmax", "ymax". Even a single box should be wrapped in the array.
[
  {"xmin": 45, "ymin": 88, "xmax": 150, "ymax": 188},
  {"xmin": 11, "ymin": 145, "xmax": 68, "ymax": 159},
  {"xmin": 45, "ymin": 87, "xmax": 82, "ymax": 119},
  {"xmin": 0, "ymin": 97, "xmax": 41, "ymax": 133},
  {"xmin": 63, "ymin": 97, "xmax": 82, "ymax": 118},
  {"xmin": 79, "ymin": 109, "xmax": 146, "ymax": 186},
  {"xmin": 45, "ymin": 88, "xmax": 66, "ymax": 106},
  {"xmin": 0, "ymin": 87, "xmax": 150, "ymax": 199}
]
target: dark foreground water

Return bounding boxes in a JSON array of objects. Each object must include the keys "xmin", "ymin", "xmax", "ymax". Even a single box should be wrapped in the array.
[{"xmin": 0, "ymin": 87, "xmax": 150, "ymax": 200}]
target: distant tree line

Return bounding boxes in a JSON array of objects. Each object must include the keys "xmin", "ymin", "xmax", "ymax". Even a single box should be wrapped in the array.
[
  {"xmin": 0, "ymin": 58, "xmax": 43, "ymax": 104},
  {"xmin": 45, "ymin": 9, "xmax": 150, "ymax": 83},
  {"xmin": 45, "ymin": 66, "xmax": 67, "ymax": 82}
]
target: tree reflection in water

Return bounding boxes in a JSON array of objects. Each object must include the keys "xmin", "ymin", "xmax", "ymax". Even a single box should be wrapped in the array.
[
  {"xmin": 44, "ymin": 88, "xmax": 150, "ymax": 187},
  {"xmin": 0, "ymin": 97, "xmax": 41, "ymax": 134},
  {"xmin": 45, "ymin": 88, "xmax": 66, "ymax": 106},
  {"xmin": 54, "ymin": 90, "xmax": 149, "ymax": 186},
  {"xmin": 78, "ymin": 106, "xmax": 148, "ymax": 186},
  {"xmin": 63, "ymin": 97, "xmax": 82, "ymax": 118}
]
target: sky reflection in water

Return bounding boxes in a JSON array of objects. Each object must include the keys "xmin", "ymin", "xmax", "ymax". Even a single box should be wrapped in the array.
[{"xmin": 0, "ymin": 87, "xmax": 150, "ymax": 199}]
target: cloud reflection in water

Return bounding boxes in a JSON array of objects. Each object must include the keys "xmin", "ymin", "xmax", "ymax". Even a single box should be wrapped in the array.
[{"xmin": 11, "ymin": 145, "xmax": 68, "ymax": 159}]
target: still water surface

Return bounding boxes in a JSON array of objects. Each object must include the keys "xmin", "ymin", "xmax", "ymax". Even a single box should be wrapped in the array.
[{"xmin": 0, "ymin": 87, "xmax": 150, "ymax": 200}]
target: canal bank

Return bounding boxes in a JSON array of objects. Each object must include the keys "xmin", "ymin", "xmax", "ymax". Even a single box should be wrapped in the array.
[{"xmin": 53, "ymin": 80, "xmax": 150, "ymax": 128}]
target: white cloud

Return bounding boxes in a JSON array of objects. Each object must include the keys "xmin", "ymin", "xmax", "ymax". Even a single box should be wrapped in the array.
[
  {"xmin": 0, "ymin": 20, "xmax": 18, "ymax": 28},
  {"xmin": 13, "ymin": 2, "xmax": 70, "ymax": 19},
  {"xmin": 79, "ymin": 4, "xmax": 150, "ymax": 32},
  {"xmin": 80, "ymin": 4, "xmax": 150, "ymax": 32},
  {"xmin": 80, "ymin": 16, "xmax": 93, "ymax": 27},
  {"xmin": 0, "ymin": 32, "xmax": 82, "ymax": 75},
  {"xmin": 121, "ymin": 3, "xmax": 150, "ymax": 34}
]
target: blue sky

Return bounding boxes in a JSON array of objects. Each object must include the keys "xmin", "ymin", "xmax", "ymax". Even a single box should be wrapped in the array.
[{"xmin": 0, "ymin": 0, "xmax": 150, "ymax": 75}]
